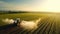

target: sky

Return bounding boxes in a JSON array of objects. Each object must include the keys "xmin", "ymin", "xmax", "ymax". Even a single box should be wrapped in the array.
[{"xmin": 0, "ymin": 0, "xmax": 60, "ymax": 12}]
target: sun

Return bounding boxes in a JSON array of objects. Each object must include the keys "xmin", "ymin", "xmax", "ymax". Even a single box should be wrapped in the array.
[{"xmin": 31, "ymin": 0, "xmax": 60, "ymax": 12}]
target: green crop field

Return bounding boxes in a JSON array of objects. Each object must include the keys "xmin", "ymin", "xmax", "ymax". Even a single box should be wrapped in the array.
[
  {"xmin": 0, "ymin": 13, "xmax": 49, "ymax": 26},
  {"xmin": 0, "ymin": 12, "xmax": 60, "ymax": 34}
]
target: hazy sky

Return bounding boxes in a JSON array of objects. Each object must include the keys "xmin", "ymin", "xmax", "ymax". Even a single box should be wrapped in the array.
[{"xmin": 0, "ymin": 0, "xmax": 60, "ymax": 12}]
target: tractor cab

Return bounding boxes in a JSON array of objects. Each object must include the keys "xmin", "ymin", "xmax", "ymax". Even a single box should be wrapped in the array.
[{"xmin": 14, "ymin": 18, "xmax": 20, "ymax": 24}]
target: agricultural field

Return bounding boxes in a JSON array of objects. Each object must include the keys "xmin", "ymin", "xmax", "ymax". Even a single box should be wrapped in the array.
[
  {"xmin": 0, "ymin": 12, "xmax": 60, "ymax": 34},
  {"xmin": 0, "ymin": 13, "xmax": 50, "ymax": 26}
]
